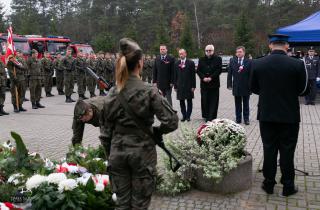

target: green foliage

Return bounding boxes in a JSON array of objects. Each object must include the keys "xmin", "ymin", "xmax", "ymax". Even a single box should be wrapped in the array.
[
  {"xmin": 234, "ymin": 13, "xmax": 254, "ymax": 55},
  {"xmin": 30, "ymin": 183, "xmax": 62, "ymax": 210},
  {"xmin": 180, "ymin": 16, "xmax": 195, "ymax": 57},
  {"xmin": 84, "ymin": 178, "xmax": 115, "ymax": 210},
  {"xmin": 92, "ymin": 32, "xmax": 116, "ymax": 53},
  {"xmin": 11, "ymin": 132, "xmax": 28, "ymax": 167},
  {"xmin": 0, "ymin": 183, "xmax": 17, "ymax": 202}
]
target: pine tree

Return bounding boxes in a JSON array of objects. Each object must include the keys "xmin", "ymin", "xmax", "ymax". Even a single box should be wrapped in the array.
[
  {"xmin": 180, "ymin": 16, "xmax": 195, "ymax": 57},
  {"xmin": 234, "ymin": 13, "xmax": 254, "ymax": 55}
]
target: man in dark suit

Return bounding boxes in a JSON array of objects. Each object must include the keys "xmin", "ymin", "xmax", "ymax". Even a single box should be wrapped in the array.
[
  {"xmin": 197, "ymin": 44, "xmax": 222, "ymax": 121},
  {"xmin": 227, "ymin": 46, "xmax": 252, "ymax": 125},
  {"xmin": 153, "ymin": 44, "xmax": 175, "ymax": 105},
  {"xmin": 250, "ymin": 34, "xmax": 308, "ymax": 197},
  {"xmin": 304, "ymin": 48, "xmax": 320, "ymax": 105},
  {"xmin": 174, "ymin": 49, "xmax": 196, "ymax": 122}
]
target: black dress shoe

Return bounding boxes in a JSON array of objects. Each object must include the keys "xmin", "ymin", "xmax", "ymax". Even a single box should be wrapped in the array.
[
  {"xmin": 282, "ymin": 186, "xmax": 298, "ymax": 197},
  {"xmin": 181, "ymin": 118, "xmax": 186, "ymax": 122},
  {"xmin": 36, "ymin": 102, "xmax": 45, "ymax": 108},
  {"xmin": 236, "ymin": 120, "xmax": 241, "ymax": 124},
  {"xmin": 32, "ymin": 103, "xmax": 38, "ymax": 109},
  {"xmin": 244, "ymin": 121, "xmax": 250, "ymax": 125},
  {"xmin": 186, "ymin": 118, "xmax": 191, "ymax": 121},
  {"xmin": 261, "ymin": 184, "xmax": 274, "ymax": 194},
  {"xmin": 310, "ymin": 102, "xmax": 315, "ymax": 105}
]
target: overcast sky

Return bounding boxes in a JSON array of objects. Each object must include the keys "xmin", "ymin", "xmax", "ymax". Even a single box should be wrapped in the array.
[{"xmin": 1, "ymin": 0, "xmax": 12, "ymax": 16}]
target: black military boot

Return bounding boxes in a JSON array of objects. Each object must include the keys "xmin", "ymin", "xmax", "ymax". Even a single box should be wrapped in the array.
[
  {"xmin": 19, "ymin": 106, "xmax": 27, "ymax": 112},
  {"xmin": 0, "ymin": 105, "xmax": 9, "ymax": 115},
  {"xmin": 32, "ymin": 103, "xmax": 38, "ymax": 109},
  {"xmin": 46, "ymin": 92, "xmax": 53, "ymax": 97},
  {"xmin": 65, "ymin": 96, "xmax": 72, "ymax": 103},
  {"xmin": 23, "ymin": 97, "xmax": 29, "ymax": 102},
  {"xmin": 13, "ymin": 105, "xmax": 20, "ymax": 113},
  {"xmin": 36, "ymin": 101, "xmax": 45, "ymax": 108},
  {"xmin": 58, "ymin": 91, "xmax": 65, "ymax": 95}
]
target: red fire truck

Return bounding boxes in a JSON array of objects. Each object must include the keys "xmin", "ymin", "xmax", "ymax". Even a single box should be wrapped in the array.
[
  {"xmin": 68, "ymin": 43, "xmax": 94, "ymax": 57},
  {"xmin": 25, "ymin": 35, "xmax": 71, "ymax": 58},
  {"xmin": 0, "ymin": 33, "xmax": 30, "ymax": 63}
]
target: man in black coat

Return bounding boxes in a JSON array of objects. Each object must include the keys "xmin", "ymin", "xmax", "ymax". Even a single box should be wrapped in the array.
[
  {"xmin": 250, "ymin": 34, "xmax": 308, "ymax": 197},
  {"xmin": 227, "ymin": 46, "xmax": 252, "ymax": 125},
  {"xmin": 197, "ymin": 44, "xmax": 222, "ymax": 121},
  {"xmin": 153, "ymin": 44, "xmax": 175, "ymax": 105},
  {"xmin": 304, "ymin": 48, "xmax": 320, "ymax": 105},
  {"xmin": 174, "ymin": 49, "xmax": 196, "ymax": 122}
]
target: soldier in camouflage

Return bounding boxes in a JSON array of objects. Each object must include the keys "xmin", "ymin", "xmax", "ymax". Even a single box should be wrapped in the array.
[
  {"xmin": 71, "ymin": 96, "xmax": 107, "ymax": 146},
  {"xmin": 96, "ymin": 51, "xmax": 106, "ymax": 96},
  {"xmin": 86, "ymin": 53, "xmax": 97, "ymax": 98},
  {"xmin": 53, "ymin": 52, "xmax": 65, "ymax": 95},
  {"xmin": 74, "ymin": 50, "xmax": 88, "ymax": 100},
  {"xmin": 100, "ymin": 38, "xmax": 179, "ymax": 210},
  {"xmin": 27, "ymin": 49, "xmax": 45, "ymax": 109},
  {"xmin": 62, "ymin": 49, "xmax": 76, "ymax": 103},
  {"xmin": 7, "ymin": 55, "xmax": 28, "ymax": 112},
  {"xmin": 104, "ymin": 52, "xmax": 115, "ymax": 86},
  {"xmin": 16, "ymin": 50, "xmax": 29, "ymax": 102},
  {"xmin": 142, "ymin": 54, "xmax": 153, "ymax": 83},
  {"xmin": 41, "ymin": 51, "xmax": 54, "ymax": 97},
  {"xmin": 0, "ymin": 61, "xmax": 9, "ymax": 115}
]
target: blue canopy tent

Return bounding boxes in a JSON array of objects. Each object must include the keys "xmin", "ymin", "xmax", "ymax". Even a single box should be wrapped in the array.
[{"xmin": 276, "ymin": 11, "xmax": 320, "ymax": 46}]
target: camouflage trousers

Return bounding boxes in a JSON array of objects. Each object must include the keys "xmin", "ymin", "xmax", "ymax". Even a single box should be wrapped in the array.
[
  {"xmin": 10, "ymin": 80, "xmax": 24, "ymax": 106},
  {"xmin": 64, "ymin": 73, "xmax": 74, "ymax": 97},
  {"xmin": 77, "ymin": 75, "xmax": 86, "ymax": 95},
  {"xmin": 86, "ymin": 76, "xmax": 96, "ymax": 94},
  {"xmin": 56, "ymin": 72, "xmax": 64, "ymax": 92},
  {"xmin": 108, "ymin": 145, "xmax": 157, "ymax": 210},
  {"xmin": 21, "ymin": 79, "xmax": 28, "ymax": 99},
  {"xmin": 29, "ymin": 79, "xmax": 42, "ymax": 103},
  {"xmin": 0, "ymin": 85, "xmax": 5, "ymax": 105},
  {"xmin": 44, "ymin": 74, "xmax": 53, "ymax": 93}
]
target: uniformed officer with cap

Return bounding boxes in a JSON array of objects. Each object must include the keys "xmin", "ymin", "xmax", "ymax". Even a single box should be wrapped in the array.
[
  {"xmin": 71, "ymin": 96, "xmax": 107, "ymax": 147},
  {"xmin": 304, "ymin": 47, "xmax": 320, "ymax": 105},
  {"xmin": 250, "ymin": 34, "xmax": 308, "ymax": 197}
]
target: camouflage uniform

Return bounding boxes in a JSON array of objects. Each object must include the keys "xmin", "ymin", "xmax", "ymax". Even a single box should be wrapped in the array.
[
  {"xmin": 142, "ymin": 58, "xmax": 153, "ymax": 83},
  {"xmin": 104, "ymin": 59, "xmax": 114, "ymax": 84},
  {"xmin": 53, "ymin": 58, "xmax": 64, "ymax": 94},
  {"xmin": 74, "ymin": 56, "xmax": 87, "ymax": 98},
  {"xmin": 62, "ymin": 55, "xmax": 75, "ymax": 101},
  {"xmin": 0, "ymin": 61, "xmax": 8, "ymax": 115},
  {"xmin": 86, "ymin": 58, "xmax": 97, "ymax": 97},
  {"xmin": 41, "ymin": 57, "xmax": 54, "ymax": 96},
  {"xmin": 27, "ymin": 57, "xmax": 44, "ymax": 108},
  {"xmin": 16, "ymin": 56, "xmax": 29, "ymax": 101},
  {"xmin": 96, "ymin": 57, "xmax": 106, "ymax": 95},
  {"xmin": 7, "ymin": 59, "xmax": 26, "ymax": 111},
  {"xmin": 100, "ymin": 75, "xmax": 179, "ymax": 210},
  {"xmin": 71, "ymin": 96, "xmax": 106, "ymax": 145}
]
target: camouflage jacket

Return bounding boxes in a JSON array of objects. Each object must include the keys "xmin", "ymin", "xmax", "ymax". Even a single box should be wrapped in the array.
[
  {"xmin": 74, "ymin": 57, "xmax": 87, "ymax": 76},
  {"xmin": 100, "ymin": 75, "xmax": 178, "ymax": 151},
  {"xmin": 7, "ymin": 59, "xmax": 26, "ymax": 81},
  {"xmin": 27, "ymin": 57, "xmax": 42, "ymax": 80},
  {"xmin": 0, "ymin": 62, "xmax": 6, "ymax": 86},
  {"xmin": 71, "ymin": 96, "xmax": 106, "ymax": 145},
  {"xmin": 96, "ymin": 58, "xmax": 105, "ymax": 77},
  {"xmin": 17, "ymin": 57, "xmax": 28, "ymax": 77},
  {"xmin": 53, "ymin": 59, "xmax": 64, "ymax": 73},
  {"xmin": 41, "ymin": 57, "xmax": 54, "ymax": 76},
  {"xmin": 62, "ymin": 56, "xmax": 75, "ymax": 75}
]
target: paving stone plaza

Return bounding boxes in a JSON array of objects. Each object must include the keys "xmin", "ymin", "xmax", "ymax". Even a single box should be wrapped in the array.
[{"xmin": 0, "ymin": 73, "xmax": 319, "ymax": 210}]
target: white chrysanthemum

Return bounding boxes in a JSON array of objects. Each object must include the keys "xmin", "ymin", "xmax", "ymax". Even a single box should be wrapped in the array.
[
  {"xmin": 95, "ymin": 183, "xmax": 105, "ymax": 192},
  {"xmin": 7, "ymin": 173, "xmax": 24, "ymax": 185},
  {"xmin": 61, "ymin": 162, "xmax": 79, "ymax": 173},
  {"xmin": 104, "ymin": 161, "xmax": 108, "ymax": 167},
  {"xmin": 47, "ymin": 173, "xmax": 67, "ymax": 185},
  {"xmin": 26, "ymin": 175, "xmax": 47, "ymax": 191},
  {"xmin": 112, "ymin": 193, "xmax": 117, "ymax": 202},
  {"xmin": 2, "ymin": 141, "xmax": 13, "ymax": 149},
  {"xmin": 76, "ymin": 173, "xmax": 92, "ymax": 185},
  {"xmin": 93, "ymin": 158, "xmax": 102, "ymax": 161},
  {"xmin": 58, "ymin": 179, "xmax": 78, "ymax": 192}
]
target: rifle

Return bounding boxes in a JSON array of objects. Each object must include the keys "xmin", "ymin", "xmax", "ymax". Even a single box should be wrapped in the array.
[
  {"xmin": 117, "ymin": 91, "xmax": 181, "ymax": 172},
  {"xmin": 85, "ymin": 67, "xmax": 112, "ymax": 91}
]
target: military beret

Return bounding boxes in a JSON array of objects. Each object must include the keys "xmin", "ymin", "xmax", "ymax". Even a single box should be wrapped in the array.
[
  {"xmin": 308, "ymin": 47, "xmax": 315, "ymax": 51},
  {"xmin": 31, "ymin": 49, "xmax": 38, "ymax": 54},
  {"xmin": 268, "ymin": 34, "xmax": 289, "ymax": 43},
  {"xmin": 74, "ymin": 100, "xmax": 91, "ymax": 120}
]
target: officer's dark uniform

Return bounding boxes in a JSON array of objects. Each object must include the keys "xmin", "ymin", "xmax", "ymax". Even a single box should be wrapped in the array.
[
  {"xmin": 250, "ymin": 34, "xmax": 308, "ymax": 196},
  {"xmin": 304, "ymin": 53, "xmax": 319, "ymax": 105},
  {"xmin": 71, "ymin": 96, "xmax": 106, "ymax": 145}
]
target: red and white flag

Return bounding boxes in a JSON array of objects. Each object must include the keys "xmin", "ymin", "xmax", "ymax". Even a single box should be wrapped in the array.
[{"xmin": 5, "ymin": 26, "xmax": 16, "ymax": 64}]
